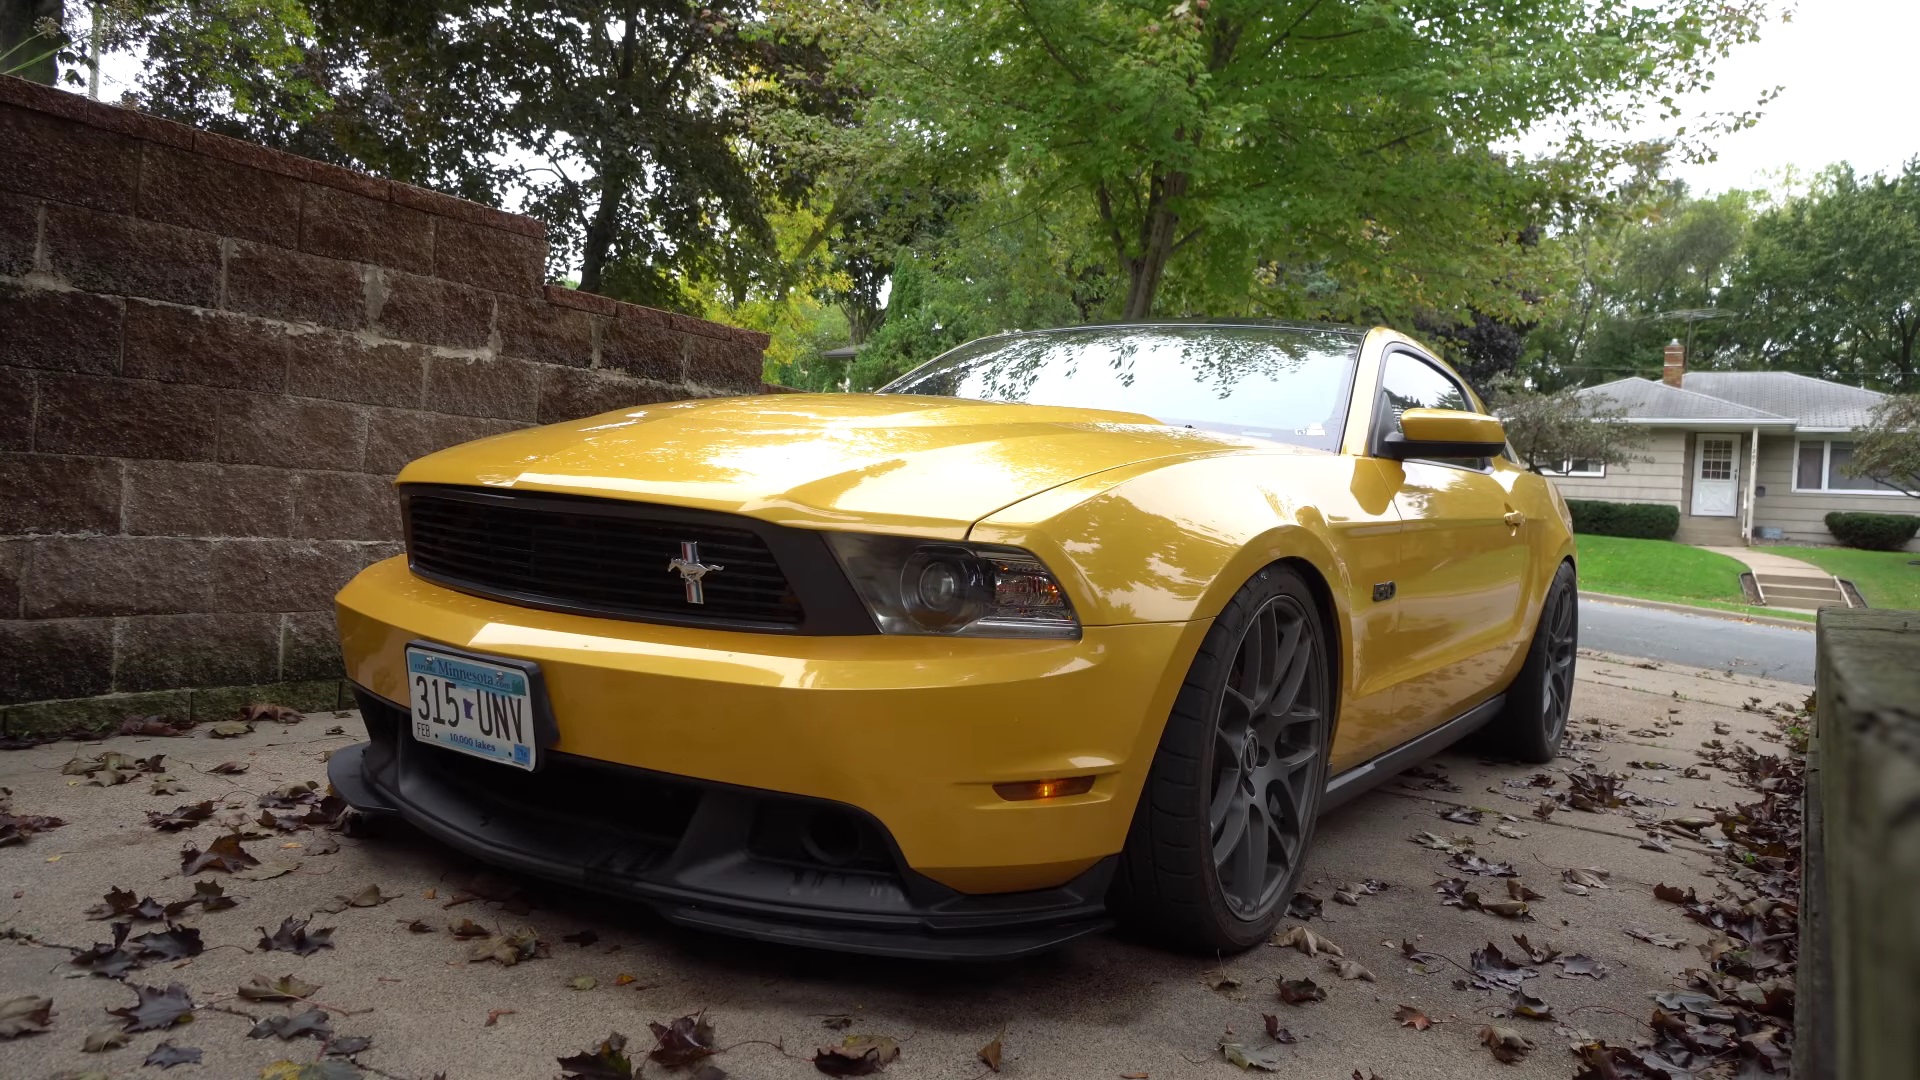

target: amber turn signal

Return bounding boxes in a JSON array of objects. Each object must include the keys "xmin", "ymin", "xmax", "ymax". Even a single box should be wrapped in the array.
[{"xmin": 992, "ymin": 776, "xmax": 1095, "ymax": 801}]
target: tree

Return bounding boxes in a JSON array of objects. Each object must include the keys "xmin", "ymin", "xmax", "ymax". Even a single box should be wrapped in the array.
[
  {"xmin": 1725, "ymin": 160, "xmax": 1920, "ymax": 391},
  {"xmin": 1845, "ymin": 395, "xmax": 1920, "ymax": 498},
  {"xmin": 832, "ymin": 0, "xmax": 1774, "ymax": 321},
  {"xmin": 1488, "ymin": 376, "xmax": 1648, "ymax": 475}
]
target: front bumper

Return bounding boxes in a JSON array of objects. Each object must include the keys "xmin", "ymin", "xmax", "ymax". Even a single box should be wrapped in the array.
[{"xmin": 334, "ymin": 556, "xmax": 1210, "ymax": 957}]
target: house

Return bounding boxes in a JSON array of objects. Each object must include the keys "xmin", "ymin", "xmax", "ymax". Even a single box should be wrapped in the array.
[{"xmin": 1554, "ymin": 342, "xmax": 1913, "ymax": 548}]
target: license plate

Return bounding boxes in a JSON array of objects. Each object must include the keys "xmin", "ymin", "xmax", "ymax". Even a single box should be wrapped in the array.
[{"xmin": 405, "ymin": 646, "xmax": 538, "ymax": 771}]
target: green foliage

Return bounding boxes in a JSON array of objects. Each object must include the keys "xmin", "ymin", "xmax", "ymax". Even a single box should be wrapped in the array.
[
  {"xmin": 1487, "ymin": 375, "xmax": 1648, "ymax": 475},
  {"xmin": 831, "ymin": 0, "xmax": 1773, "ymax": 322},
  {"xmin": 104, "ymin": 1, "xmax": 329, "ymax": 132},
  {"xmin": 1566, "ymin": 500, "xmax": 1680, "ymax": 541},
  {"xmin": 1822, "ymin": 512, "xmax": 1920, "ymax": 552},
  {"xmin": 1726, "ymin": 160, "xmax": 1920, "ymax": 390},
  {"xmin": 1, "ymin": 0, "xmax": 65, "ymax": 83},
  {"xmin": 1845, "ymin": 395, "xmax": 1920, "ymax": 498}
]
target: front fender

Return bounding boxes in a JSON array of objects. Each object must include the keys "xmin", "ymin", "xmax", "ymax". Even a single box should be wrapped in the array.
[{"xmin": 968, "ymin": 451, "xmax": 1382, "ymax": 634}]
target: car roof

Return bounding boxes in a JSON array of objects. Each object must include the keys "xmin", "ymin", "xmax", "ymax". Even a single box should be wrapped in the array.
[{"xmin": 987, "ymin": 320, "xmax": 1372, "ymax": 341}]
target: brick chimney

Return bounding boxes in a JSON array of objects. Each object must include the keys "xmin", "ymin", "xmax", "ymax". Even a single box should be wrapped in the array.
[{"xmin": 1662, "ymin": 339, "xmax": 1686, "ymax": 388}]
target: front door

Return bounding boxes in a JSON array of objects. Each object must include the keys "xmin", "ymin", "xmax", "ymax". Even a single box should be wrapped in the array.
[
  {"xmin": 1692, "ymin": 435, "xmax": 1739, "ymax": 517},
  {"xmin": 1370, "ymin": 351, "xmax": 1532, "ymax": 742}
]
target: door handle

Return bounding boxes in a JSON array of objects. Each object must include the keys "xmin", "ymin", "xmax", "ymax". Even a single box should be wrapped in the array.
[{"xmin": 1503, "ymin": 511, "xmax": 1526, "ymax": 528}]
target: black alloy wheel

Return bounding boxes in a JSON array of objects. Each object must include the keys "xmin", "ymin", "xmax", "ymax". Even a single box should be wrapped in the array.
[
  {"xmin": 1487, "ymin": 561, "xmax": 1579, "ymax": 763},
  {"xmin": 1110, "ymin": 565, "xmax": 1332, "ymax": 951},
  {"xmin": 1208, "ymin": 595, "xmax": 1326, "ymax": 918}
]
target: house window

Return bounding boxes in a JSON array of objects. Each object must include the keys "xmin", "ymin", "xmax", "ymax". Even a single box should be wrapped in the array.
[
  {"xmin": 1699, "ymin": 438, "xmax": 1734, "ymax": 480},
  {"xmin": 1539, "ymin": 457, "xmax": 1605, "ymax": 478},
  {"xmin": 1794, "ymin": 439, "xmax": 1900, "ymax": 494}
]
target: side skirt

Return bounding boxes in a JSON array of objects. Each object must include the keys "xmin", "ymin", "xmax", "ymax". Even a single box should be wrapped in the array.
[{"xmin": 1320, "ymin": 694, "xmax": 1506, "ymax": 813}]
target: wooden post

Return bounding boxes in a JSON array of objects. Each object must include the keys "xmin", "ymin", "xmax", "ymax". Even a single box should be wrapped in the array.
[{"xmin": 1808, "ymin": 609, "xmax": 1920, "ymax": 1079}]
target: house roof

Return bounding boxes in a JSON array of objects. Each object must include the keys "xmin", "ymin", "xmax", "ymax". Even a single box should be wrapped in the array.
[
  {"xmin": 1578, "ymin": 377, "xmax": 1789, "ymax": 423},
  {"xmin": 1576, "ymin": 372, "xmax": 1885, "ymax": 430},
  {"xmin": 1680, "ymin": 371, "xmax": 1885, "ymax": 430}
]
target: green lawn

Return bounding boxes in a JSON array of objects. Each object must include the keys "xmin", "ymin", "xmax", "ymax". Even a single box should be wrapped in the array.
[
  {"xmin": 1765, "ymin": 545, "xmax": 1920, "ymax": 611},
  {"xmin": 1573, "ymin": 534, "xmax": 1810, "ymax": 621}
]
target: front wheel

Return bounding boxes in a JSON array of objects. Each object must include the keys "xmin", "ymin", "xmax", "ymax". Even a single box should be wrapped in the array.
[
  {"xmin": 1485, "ymin": 561, "xmax": 1578, "ymax": 763},
  {"xmin": 1109, "ymin": 565, "xmax": 1333, "ymax": 952}
]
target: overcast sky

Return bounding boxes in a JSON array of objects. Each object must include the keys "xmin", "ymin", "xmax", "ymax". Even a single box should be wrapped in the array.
[{"xmin": 1600, "ymin": 0, "xmax": 1919, "ymax": 194}]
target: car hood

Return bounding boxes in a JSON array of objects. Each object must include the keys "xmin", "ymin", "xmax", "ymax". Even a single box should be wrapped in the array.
[{"xmin": 396, "ymin": 393, "xmax": 1298, "ymax": 536}]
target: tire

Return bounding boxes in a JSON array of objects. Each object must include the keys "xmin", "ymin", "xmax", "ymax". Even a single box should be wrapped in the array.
[
  {"xmin": 1109, "ymin": 564, "xmax": 1333, "ymax": 952},
  {"xmin": 1484, "ymin": 561, "xmax": 1578, "ymax": 764}
]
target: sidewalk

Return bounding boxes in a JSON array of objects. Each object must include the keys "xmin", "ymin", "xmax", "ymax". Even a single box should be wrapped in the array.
[{"xmin": 1702, "ymin": 546, "xmax": 1851, "ymax": 611}]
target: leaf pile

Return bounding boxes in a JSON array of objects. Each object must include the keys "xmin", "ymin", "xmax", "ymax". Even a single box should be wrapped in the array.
[
  {"xmin": 0, "ymin": 786, "xmax": 66, "ymax": 845},
  {"xmin": 1571, "ymin": 702, "xmax": 1806, "ymax": 1077}
]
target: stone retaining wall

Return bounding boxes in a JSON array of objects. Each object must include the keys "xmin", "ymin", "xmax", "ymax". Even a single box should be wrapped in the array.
[{"xmin": 0, "ymin": 75, "xmax": 769, "ymax": 734}]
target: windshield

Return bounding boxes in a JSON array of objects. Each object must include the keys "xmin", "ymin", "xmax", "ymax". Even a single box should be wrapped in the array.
[{"xmin": 879, "ymin": 325, "xmax": 1361, "ymax": 451}]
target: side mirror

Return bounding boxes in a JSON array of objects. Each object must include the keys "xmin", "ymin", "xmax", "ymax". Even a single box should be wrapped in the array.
[{"xmin": 1380, "ymin": 408, "xmax": 1507, "ymax": 460}]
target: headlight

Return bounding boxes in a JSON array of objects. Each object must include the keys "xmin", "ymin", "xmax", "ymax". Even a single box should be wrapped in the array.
[{"xmin": 824, "ymin": 533, "xmax": 1080, "ymax": 638}]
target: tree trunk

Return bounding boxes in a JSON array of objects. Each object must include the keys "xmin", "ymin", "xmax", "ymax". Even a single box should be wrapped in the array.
[
  {"xmin": 1117, "ymin": 171, "xmax": 1190, "ymax": 321},
  {"xmin": 1, "ymin": 0, "xmax": 63, "ymax": 85},
  {"xmin": 577, "ymin": 162, "xmax": 627, "ymax": 294}
]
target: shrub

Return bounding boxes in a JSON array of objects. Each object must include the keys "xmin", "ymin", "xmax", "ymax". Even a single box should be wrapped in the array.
[
  {"xmin": 1566, "ymin": 499, "xmax": 1680, "ymax": 540},
  {"xmin": 1824, "ymin": 511, "xmax": 1920, "ymax": 551}
]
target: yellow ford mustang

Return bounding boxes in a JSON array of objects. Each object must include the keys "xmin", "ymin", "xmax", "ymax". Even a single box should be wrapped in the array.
[{"xmin": 330, "ymin": 322, "xmax": 1577, "ymax": 958}]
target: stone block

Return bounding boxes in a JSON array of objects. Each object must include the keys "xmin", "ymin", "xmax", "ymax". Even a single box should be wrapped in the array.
[
  {"xmin": 535, "ymin": 366, "xmax": 677, "ymax": 425},
  {"xmin": 0, "ymin": 454, "xmax": 121, "ymax": 535},
  {"xmin": 135, "ymin": 142, "xmax": 303, "ymax": 247},
  {"xmin": 389, "ymin": 180, "xmax": 545, "ymax": 238},
  {"xmin": 34, "ymin": 374, "xmax": 223, "ymax": 461},
  {"xmin": 286, "ymin": 336, "xmax": 427, "ymax": 409},
  {"xmin": 21, "ymin": 536, "xmax": 215, "ymax": 618},
  {"xmin": 2, "ymin": 688, "xmax": 193, "ymax": 735},
  {"xmin": 281, "ymin": 610, "xmax": 344, "ymax": 681},
  {"xmin": 0, "ymin": 539, "xmax": 22, "ymax": 617},
  {"xmin": 122, "ymin": 301, "xmax": 293, "ymax": 392},
  {"xmin": 0, "ymin": 283, "xmax": 122, "ymax": 375},
  {"xmin": 686, "ymin": 333, "xmax": 767, "ymax": 392},
  {"xmin": 0, "ymin": 105, "xmax": 140, "ymax": 213},
  {"xmin": 424, "ymin": 354, "xmax": 540, "ymax": 421},
  {"xmin": 497, "ymin": 294, "xmax": 595, "ymax": 367},
  {"xmin": 0, "ymin": 367, "xmax": 34, "ymax": 452},
  {"xmin": 209, "ymin": 539, "xmax": 375, "ymax": 612},
  {"xmin": 600, "ymin": 318, "xmax": 685, "ymax": 383},
  {"xmin": 291, "ymin": 471, "xmax": 400, "ymax": 541},
  {"xmin": 122, "ymin": 461, "xmax": 294, "ymax": 538},
  {"xmin": 299, "ymin": 183, "xmax": 433, "ymax": 274},
  {"xmin": 224, "ymin": 240, "xmax": 367, "ymax": 329},
  {"xmin": 0, "ymin": 190, "xmax": 36, "ymax": 277},
  {"xmin": 0, "ymin": 618, "xmax": 115, "ymax": 705},
  {"xmin": 219, "ymin": 393, "xmax": 364, "ymax": 471},
  {"xmin": 431, "ymin": 215, "xmax": 548, "ymax": 296},
  {"xmin": 362, "ymin": 409, "xmax": 520, "ymax": 475},
  {"xmin": 115, "ymin": 612, "xmax": 282, "ymax": 692},
  {"xmin": 43, "ymin": 202, "xmax": 220, "ymax": 306},
  {"xmin": 191, "ymin": 129, "xmax": 384, "ymax": 198},
  {"xmin": 189, "ymin": 679, "xmax": 344, "ymax": 722},
  {"xmin": 375, "ymin": 270, "xmax": 494, "ymax": 349}
]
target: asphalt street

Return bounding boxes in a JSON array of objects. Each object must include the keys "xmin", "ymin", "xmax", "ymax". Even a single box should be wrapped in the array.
[{"xmin": 1579, "ymin": 596, "xmax": 1816, "ymax": 684}]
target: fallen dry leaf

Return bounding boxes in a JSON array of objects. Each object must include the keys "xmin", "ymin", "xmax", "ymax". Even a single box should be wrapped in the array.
[
  {"xmin": 1478, "ymin": 1024, "xmax": 1534, "ymax": 1063},
  {"xmin": 978, "ymin": 1034, "xmax": 1003, "ymax": 1072},
  {"xmin": 1220, "ymin": 1041, "xmax": 1284, "ymax": 1071},
  {"xmin": 181, "ymin": 833, "xmax": 258, "ymax": 875},
  {"xmin": 0, "ymin": 994, "xmax": 54, "ymax": 1038},
  {"xmin": 1271, "ymin": 925, "xmax": 1343, "ymax": 957},
  {"xmin": 1276, "ymin": 978, "xmax": 1325, "ymax": 1005},
  {"xmin": 1328, "ymin": 958, "xmax": 1374, "ymax": 982},
  {"xmin": 1393, "ymin": 1005, "xmax": 1431, "ymax": 1031},
  {"xmin": 1262, "ymin": 1014, "xmax": 1296, "ymax": 1043}
]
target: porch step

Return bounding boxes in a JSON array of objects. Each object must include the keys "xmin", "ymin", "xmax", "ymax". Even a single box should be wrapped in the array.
[
  {"xmin": 1754, "ymin": 572, "xmax": 1839, "ymax": 589},
  {"xmin": 1765, "ymin": 593, "xmax": 1847, "ymax": 611},
  {"xmin": 1762, "ymin": 584, "xmax": 1847, "ymax": 602}
]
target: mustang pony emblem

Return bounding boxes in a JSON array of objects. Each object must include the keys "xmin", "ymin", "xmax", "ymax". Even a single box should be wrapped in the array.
[{"xmin": 666, "ymin": 542, "xmax": 724, "ymax": 604}]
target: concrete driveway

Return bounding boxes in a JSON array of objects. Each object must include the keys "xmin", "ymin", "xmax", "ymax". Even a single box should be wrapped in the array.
[{"xmin": 1, "ymin": 652, "xmax": 1805, "ymax": 1079}]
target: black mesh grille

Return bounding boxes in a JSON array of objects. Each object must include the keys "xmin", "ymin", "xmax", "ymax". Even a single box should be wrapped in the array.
[{"xmin": 405, "ymin": 491, "xmax": 804, "ymax": 626}]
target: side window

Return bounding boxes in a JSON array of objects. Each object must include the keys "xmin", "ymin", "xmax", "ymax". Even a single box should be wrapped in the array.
[
  {"xmin": 1378, "ymin": 353, "xmax": 1475, "ymax": 436},
  {"xmin": 1376, "ymin": 352, "xmax": 1489, "ymax": 467}
]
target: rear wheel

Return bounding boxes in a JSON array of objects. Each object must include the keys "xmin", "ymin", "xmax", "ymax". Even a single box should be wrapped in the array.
[
  {"xmin": 1110, "ymin": 565, "xmax": 1332, "ymax": 951},
  {"xmin": 1485, "ymin": 561, "xmax": 1578, "ymax": 763}
]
